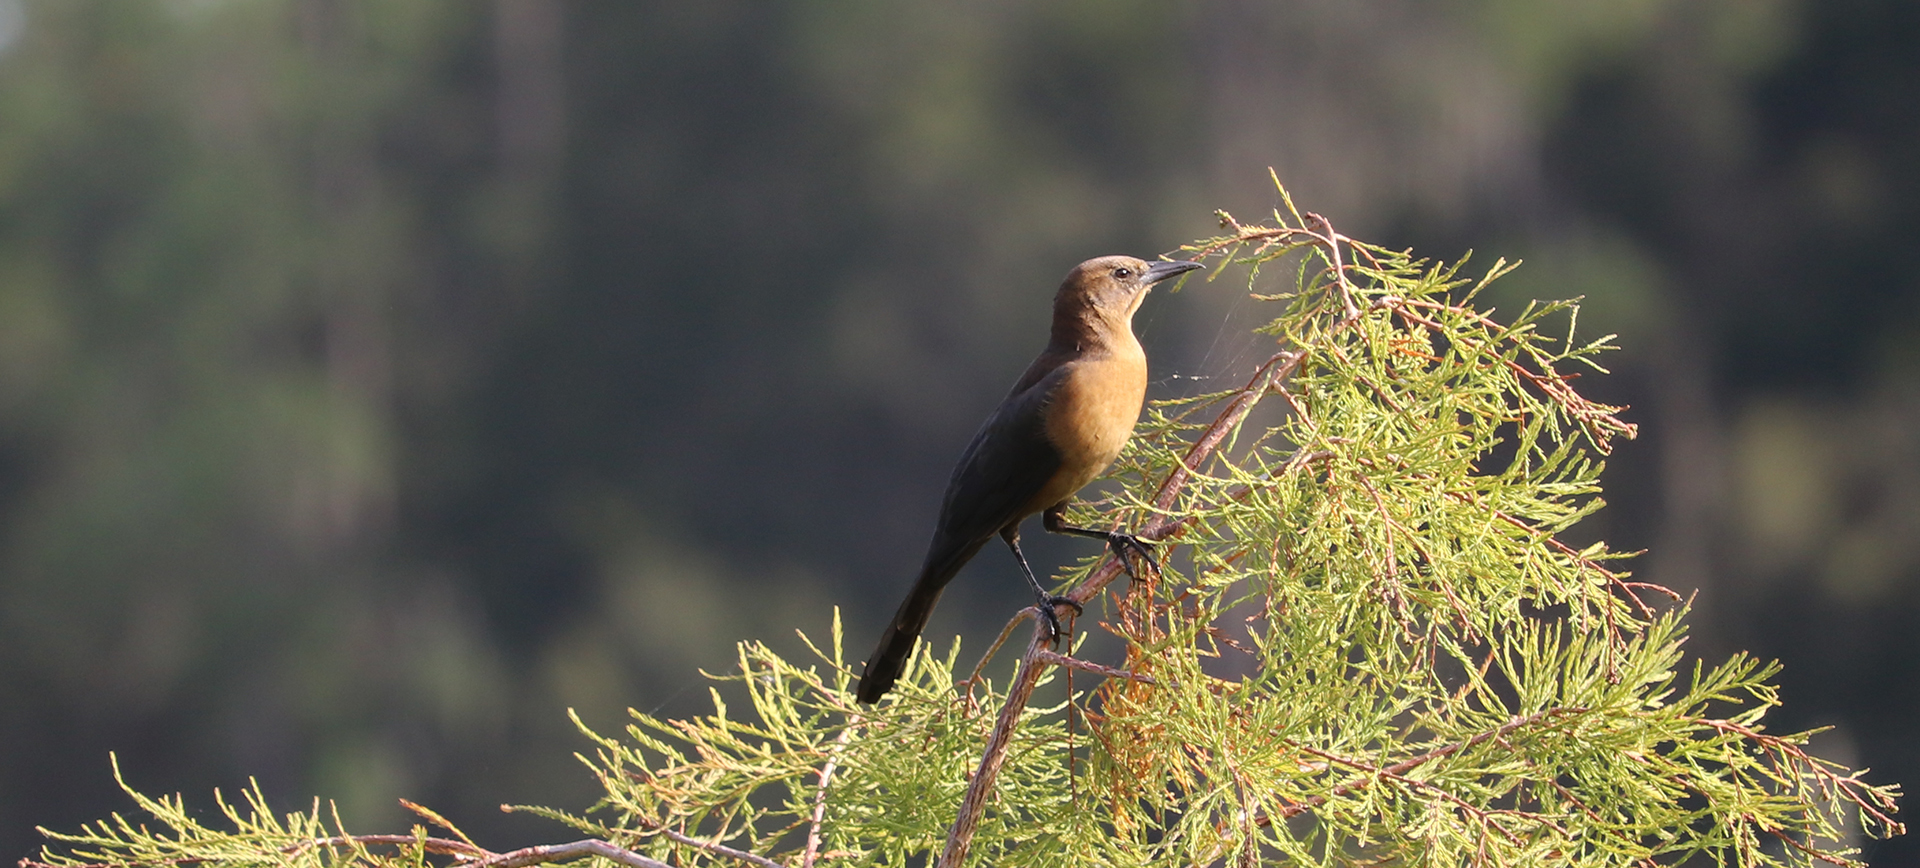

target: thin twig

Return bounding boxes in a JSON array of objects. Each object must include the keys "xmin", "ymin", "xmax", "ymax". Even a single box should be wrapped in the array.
[
  {"xmin": 1453, "ymin": 492, "xmax": 1675, "ymax": 620},
  {"xmin": 802, "ymin": 727, "xmax": 855, "ymax": 868},
  {"xmin": 458, "ymin": 840, "xmax": 670, "ymax": 868},
  {"xmin": 961, "ymin": 608, "xmax": 1040, "ymax": 711},
  {"xmin": 1035, "ymin": 650, "xmax": 1156, "ymax": 684},
  {"xmin": 1383, "ymin": 296, "xmax": 1637, "ymax": 451},
  {"xmin": 636, "ymin": 825, "xmax": 784, "ymax": 868},
  {"xmin": 1766, "ymin": 828, "xmax": 1853, "ymax": 867},
  {"xmin": 1695, "ymin": 718, "xmax": 1905, "ymax": 834},
  {"xmin": 1304, "ymin": 212, "xmax": 1360, "ymax": 321},
  {"xmin": 1290, "ymin": 745, "xmax": 1537, "ymax": 844},
  {"xmin": 1263, "ymin": 708, "xmax": 1588, "ymax": 824}
]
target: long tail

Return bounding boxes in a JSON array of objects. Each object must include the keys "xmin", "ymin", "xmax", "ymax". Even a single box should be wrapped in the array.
[{"xmin": 857, "ymin": 536, "xmax": 988, "ymax": 703}]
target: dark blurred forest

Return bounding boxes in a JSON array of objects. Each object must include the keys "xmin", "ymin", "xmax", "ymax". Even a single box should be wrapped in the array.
[{"xmin": 0, "ymin": 0, "xmax": 1914, "ymax": 860}]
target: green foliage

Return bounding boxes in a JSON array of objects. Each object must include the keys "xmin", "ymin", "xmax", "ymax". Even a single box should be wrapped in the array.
[
  {"xmin": 508, "ymin": 620, "xmax": 1085, "ymax": 867},
  {"xmin": 28, "ymin": 193, "xmax": 1903, "ymax": 867},
  {"xmin": 34, "ymin": 757, "xmax": 452, "ymax": 868}
]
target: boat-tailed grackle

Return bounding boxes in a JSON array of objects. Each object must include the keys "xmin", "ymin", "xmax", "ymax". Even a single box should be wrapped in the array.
[{"xmin": 857, "ymin": 255, "xmax": 1202, "ymax": 703}]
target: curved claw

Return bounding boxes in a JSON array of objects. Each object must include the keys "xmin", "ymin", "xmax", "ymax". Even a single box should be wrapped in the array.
[
  {"xmin": 1035, "ymin": 596, "xmax": 1082, "ymax": 643},
  {"xmin": 1035, "ymin": 604, "xmax": 1065, "ymax": 643},
  {"xmin": 1105, "ymin": 532, "xmax": 1161, "ymax": 582}
]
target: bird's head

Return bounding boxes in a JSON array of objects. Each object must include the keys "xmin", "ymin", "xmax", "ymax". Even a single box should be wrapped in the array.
[{"xmin": 1060, "ymin": 255, "xmax": 1204, "ymax": 321}]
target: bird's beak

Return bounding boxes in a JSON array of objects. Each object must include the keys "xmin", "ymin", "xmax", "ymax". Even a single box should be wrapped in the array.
[{"xmin": 1144, "ymin": 260, "xmax": 1205, "ymax": 285}]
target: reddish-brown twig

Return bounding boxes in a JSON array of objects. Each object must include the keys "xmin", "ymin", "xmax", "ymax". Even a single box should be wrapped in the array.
[
  {"xmin": 1694, "ymin": 718, "xmax": 1905, "ymax": 835},
  {"xmin": 1263, "ymin": 708, "xmax": 1589, "ymax": 824},
  {"xmin": 1035, "ymin": 650, "xmax": 1156, "ymax": 684}
]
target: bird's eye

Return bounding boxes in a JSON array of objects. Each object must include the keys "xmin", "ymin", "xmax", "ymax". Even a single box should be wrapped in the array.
[{"xmin": 1114, "ymin": 267, "xmax": 1133, "ymax": 279}]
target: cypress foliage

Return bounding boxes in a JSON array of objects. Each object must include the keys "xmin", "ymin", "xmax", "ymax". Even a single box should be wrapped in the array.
[{"xmin": 27, "ymin": 184, "xmax": 1903, "ymax": 868}]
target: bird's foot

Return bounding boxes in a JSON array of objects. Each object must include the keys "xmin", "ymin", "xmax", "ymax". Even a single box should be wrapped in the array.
[
  {"xmin": 1105, "ymin": 532, "xmax": 1160, "ymax": 583},
  {"xmin": 1036, "ymin": 595, "xmax": 1083, "ymax": 643}
]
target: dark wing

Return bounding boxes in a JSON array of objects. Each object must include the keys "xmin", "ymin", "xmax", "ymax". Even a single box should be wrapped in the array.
[
  {"xmin": 857, "ymin": 368, "xmax": 1066, "ymax": 703},
  {"xmin": 928, "ymin": 367, "xmax": 1066, "ymax": 549}
]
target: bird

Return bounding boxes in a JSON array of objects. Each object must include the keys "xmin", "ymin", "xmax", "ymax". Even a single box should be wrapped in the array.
[{"xmin": 856, "ymin": 255, "xmax": 1202, "ymax": 704}]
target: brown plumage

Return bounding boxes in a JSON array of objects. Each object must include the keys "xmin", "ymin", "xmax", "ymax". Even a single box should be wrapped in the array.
[{"xmin": 856, "ymin": 255, "xmax": 1201, "ymax": 704}]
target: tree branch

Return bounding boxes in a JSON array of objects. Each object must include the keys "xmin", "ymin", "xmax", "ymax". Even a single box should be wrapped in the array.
[{"xmin": 937, "ymin": 619, "xmax": 1054, "ymax": 868}]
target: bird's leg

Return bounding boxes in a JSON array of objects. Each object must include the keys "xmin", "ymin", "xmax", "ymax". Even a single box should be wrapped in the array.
[
  {"xmin": 1043, "ymin": 505, "xmax": 1159, "ymax": 583},
  {"xmin": 999, "ymin": 525, "xmax": 1081, "ymax": 642}
]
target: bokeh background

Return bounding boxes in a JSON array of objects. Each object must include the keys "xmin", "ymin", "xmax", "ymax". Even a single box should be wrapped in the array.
[{"xmin": 1, "ymin": 0, "xmax": 1915, "ymax": 860}]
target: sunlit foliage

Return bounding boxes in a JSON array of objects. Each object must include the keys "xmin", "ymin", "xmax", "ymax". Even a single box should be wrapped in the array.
[{"xmin": 28, "ymin": 194, "xmax": 1902, "ymax": 867}]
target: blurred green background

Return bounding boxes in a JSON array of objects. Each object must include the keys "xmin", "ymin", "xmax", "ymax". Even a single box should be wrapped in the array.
[{"xmin": 0, "ymin": 0, "xmax": 1915, "ymax": 860}]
